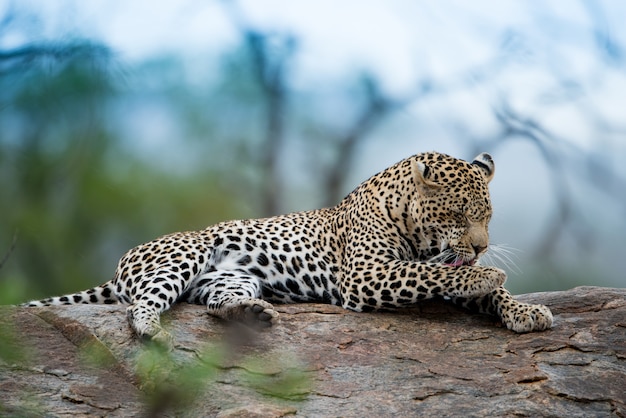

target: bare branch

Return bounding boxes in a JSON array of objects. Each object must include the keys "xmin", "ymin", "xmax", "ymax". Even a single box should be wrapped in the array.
[
  {"xmin": 323, "ymin": 74, "xmax": 399, "ymax": 206},
  {"xmin": 0, "ymin": 41, "xmax": 112, "ymax": 75},
  {"xmin": 0, "ymin": 231, "xmax": 18, "ymax": 272},
  {"xmin": 221, "ymin": 0, "xmax": 295, "ymax": 216}
]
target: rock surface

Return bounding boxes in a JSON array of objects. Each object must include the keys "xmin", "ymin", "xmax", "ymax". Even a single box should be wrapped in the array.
[{"xmin": 1, "ymin": 286, "xmax": 625, "ymax": 417}]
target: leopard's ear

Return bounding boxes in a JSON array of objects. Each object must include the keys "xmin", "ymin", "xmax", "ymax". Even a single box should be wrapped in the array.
[
  {"xmin": 472, "ymin": 152, "xmax": 495, "ymax": 183},
  {"xmin": 412, "ymin": 159, "xmax": 442, "ymax": 194}
]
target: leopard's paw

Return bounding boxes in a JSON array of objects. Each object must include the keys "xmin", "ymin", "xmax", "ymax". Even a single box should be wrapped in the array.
[
  {"xmin": 483, "ymin": 266, "xmax": 507, "ymax": 289},
  {"xmin": 242, "ymin": 299, "xmax": 279, "ymax": 328},
  {"xmin": 213, "ymin": 298, "xmax": 279, "ymax": 329},
  {"xmin": 462, "ymin": 266, "xmax": 507, "ymax": 297},
  {"xmin": 502, "ymin": 302, "xmax": 553, "ymax": 333}
]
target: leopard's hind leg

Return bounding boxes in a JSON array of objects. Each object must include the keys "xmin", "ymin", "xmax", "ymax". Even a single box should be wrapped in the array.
[
  {"xmin": 449, "ymin": 286, "xmax": 553, "ymax": 332},
  {"xmin": 125, "ymin": 270, "xmax": 189, "ymax": 348},
  {"xmin": 184, "ymin": 271, "xmax": 278, "ymax": 327}
]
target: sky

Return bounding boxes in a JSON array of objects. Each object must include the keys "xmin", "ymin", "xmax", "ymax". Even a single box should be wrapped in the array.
[
  {"xmin": 7, "ymin": 0, "xmax": 623, "ymax": 153},
  {"xmin": 7, "ymin": 1, "xmax": 625, "ymax": 95},
  {"xmin": 2, "ymin": 0, "xmax": 625, "ymax": 290}
]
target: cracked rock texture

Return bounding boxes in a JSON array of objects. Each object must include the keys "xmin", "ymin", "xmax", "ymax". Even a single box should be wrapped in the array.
[{"xmin": 1, "ymin": 286, "xmax": 625, "ymax": 417}]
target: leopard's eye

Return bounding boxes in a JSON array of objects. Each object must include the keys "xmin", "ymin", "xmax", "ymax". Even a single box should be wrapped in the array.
[{"xmin": 450, "ymin": 209, "xmax": 467, "ymax": 222}]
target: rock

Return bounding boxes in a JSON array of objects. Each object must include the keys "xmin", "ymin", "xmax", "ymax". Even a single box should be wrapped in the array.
[{"xmin": 1, "ymin": 286, "xmax": 624, "ymax": 417}]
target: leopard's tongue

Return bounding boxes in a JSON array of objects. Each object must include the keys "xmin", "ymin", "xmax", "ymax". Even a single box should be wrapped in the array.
[{"xmin": 445, "ymin": 259, "xmax": 466, "ymax": 267}]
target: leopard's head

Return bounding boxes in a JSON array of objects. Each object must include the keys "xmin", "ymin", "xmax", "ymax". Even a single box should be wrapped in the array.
[{"xmin": 410, "ymin": 152, "xmax": 495, "ymax": 266}]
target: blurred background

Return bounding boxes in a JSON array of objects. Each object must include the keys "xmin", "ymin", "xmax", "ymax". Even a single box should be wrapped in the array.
[{"xmin": 1, "ymin": 0, "xmax": 624, "ymax": 303}]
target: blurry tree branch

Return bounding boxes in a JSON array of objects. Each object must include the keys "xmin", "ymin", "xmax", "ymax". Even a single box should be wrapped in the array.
[
  {"xmin": 247, "ymin": 33, "xmax": 295, "ymax": 216},
  {"xmin": 581, "ymin": 0, "xmax": 625, "ymax": 66},
  {"xmin": 321, "ymin": 76, "xmax": 443, "ymax": 206},
  {"xmin": 0, "ymin": 232, "xmax": 18, "ymax": 272},
  {"xmin": 322, "ymin": 74, "xmax": 399, "ymax": 207},
  {"xmin": 221, "ymin": 0, "xmax": 295, "ymax": 216},
  {"xmin": 221, "ymin": 1, "xmax": 439, "ymax": 213},
  {"xmin": 0, "ymin": 42, "xmax": 112, "ymax": 77},
  {"xmin": 490, "ymin": 104, "xmax": 579, "ymax": 258},
  {"xmin": 468, "ymin": 99, "xmax": 626, "ymax": 260}
]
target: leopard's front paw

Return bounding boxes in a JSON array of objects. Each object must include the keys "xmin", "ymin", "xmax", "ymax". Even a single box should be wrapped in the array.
[
  {"xmin": 483, "ymin": 266, "xmax": 507, "ymax": 289},
  {"xmin": 463, "ymin": 266, "xmax": 507, "ymax": 297},
  {"xmin": 502, "ymin": 302, "xmax": 553, "ymax": 333}
]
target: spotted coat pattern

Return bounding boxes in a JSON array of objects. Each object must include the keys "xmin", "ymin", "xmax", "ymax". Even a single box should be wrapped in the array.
[{"xmin": 24, "ymin": 152, "xmax": 553, "ymax": 346}]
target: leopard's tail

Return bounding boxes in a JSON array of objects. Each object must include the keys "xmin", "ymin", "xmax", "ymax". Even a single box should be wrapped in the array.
[{"xmin": 20, "ymin": 281, "xmax": 120, "ymax": 307}]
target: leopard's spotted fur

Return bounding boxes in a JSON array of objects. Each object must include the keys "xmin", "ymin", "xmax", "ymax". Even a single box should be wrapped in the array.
[{"xmin": 24, "ymin": 151, "xmax": 553, "ymax": 346}]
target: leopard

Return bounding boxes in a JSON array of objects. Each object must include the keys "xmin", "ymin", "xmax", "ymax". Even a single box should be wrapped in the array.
[{"xmin": 23, "ymin": 151, "xmax": 553, "ymax": 347}]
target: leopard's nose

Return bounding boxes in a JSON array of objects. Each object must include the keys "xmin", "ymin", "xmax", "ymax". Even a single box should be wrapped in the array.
[{"xmin": 472, "ymin": 244, "xmax": 487, "ymax": 256}]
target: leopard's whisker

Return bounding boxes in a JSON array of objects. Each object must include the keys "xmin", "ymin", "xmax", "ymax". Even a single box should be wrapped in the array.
[{"xmin": 481, "ymin": 244, "xmax": 521, "ymax": 274}]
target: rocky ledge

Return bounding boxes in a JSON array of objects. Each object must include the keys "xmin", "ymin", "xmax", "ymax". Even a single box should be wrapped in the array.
[{"xmin": 1, "ymin": 286, "xmax": 624, "ymax": 417}]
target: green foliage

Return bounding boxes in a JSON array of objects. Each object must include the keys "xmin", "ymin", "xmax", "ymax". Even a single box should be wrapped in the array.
[
  {"xmin": 0, "ymin": 43, "xmax": 248, "ymax": 302},
  {"xmin": 0, "ymin": 308, "xmax": 28, "ymax": 365},
  {"xmin": 136, "ymin": 343, "xmax": 222, "ymax": 416},
  {"xmin": 239, "ymin": 354, "xmax": 312, "ymax": 401},
  {"xmin": 0, "ymin": 307, "xmax": 33, "ymax": 415},
  {"xmin": 134, "ymin": 342, "xmax": 310, "ymax": 416}
]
